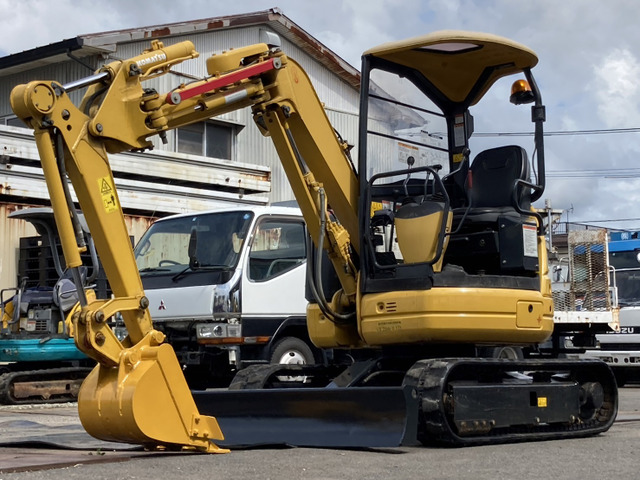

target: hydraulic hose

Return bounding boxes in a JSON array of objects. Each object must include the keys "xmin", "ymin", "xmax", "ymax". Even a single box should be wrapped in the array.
[{"xmin": 310, "ymin": 188, "xmax": 355, "ymax": 325}]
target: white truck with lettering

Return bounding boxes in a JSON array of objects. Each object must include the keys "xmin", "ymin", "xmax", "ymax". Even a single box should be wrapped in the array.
[
  {"xmin": 577, "ymin": 230, "xmax": 640, "ymax": 386},
  {"xmin": 127, "ymin": 205, "xmax": 318, "ymax": 388},
  {"xmin": 550, "ymin": 229, "xmax": 619, "ymax": 355}
]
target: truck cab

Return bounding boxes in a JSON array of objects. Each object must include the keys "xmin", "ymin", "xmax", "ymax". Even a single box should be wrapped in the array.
[
  {"xmin": 580, "ymin": 231, "xmax": 640, "ymax": 385},
  {"xmin": 132, "ymin": 204, "xmax": 316, "ymax": 387}
]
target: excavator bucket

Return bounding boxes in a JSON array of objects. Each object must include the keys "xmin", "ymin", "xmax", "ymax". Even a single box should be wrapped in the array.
[
  {"xmin": 193, "ymin": 386, "xmax": 419, "ymax": 448},
  {"xmin": 78, "ymin": 343, "xmax": 228, "ymax": 453}
]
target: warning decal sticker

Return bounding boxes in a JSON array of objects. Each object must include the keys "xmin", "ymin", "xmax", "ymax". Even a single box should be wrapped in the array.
[
  {"xmin": 99, "ymin": 176, "xmax": 118, "ymax": 213},
  {"xmin": 522, "ymin": 223, "xmax": 538, "ymax": 258}
]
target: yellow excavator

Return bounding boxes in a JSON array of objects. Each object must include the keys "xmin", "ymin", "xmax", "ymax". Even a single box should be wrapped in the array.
[{"xmin": 10, "ymin": 30, "xmax": 617, "ymax": 451}]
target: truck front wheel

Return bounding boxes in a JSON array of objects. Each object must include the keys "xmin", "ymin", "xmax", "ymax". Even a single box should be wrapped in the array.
[
  {"xmin": 478, "ymin": 346, "xmax": 524, "ymax": 360},
  {"xmin": 270, "ymin": 337, "xmax": 315, "ymax": 365}
]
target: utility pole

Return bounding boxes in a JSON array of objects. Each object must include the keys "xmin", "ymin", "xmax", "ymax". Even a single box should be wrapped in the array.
[{"xmin": 540, "ymin": 199, "xmax": 564, "ymax": 254}]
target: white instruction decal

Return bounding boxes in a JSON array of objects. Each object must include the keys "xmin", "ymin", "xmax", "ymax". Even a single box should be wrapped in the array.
[{"xmin": 522, "ymin": 224, "xmax": 538, "ymax": 257}]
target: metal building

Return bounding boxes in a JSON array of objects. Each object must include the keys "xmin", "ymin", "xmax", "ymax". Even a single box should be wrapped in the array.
[{"xmin": 0, "ymin": 8, "xmax": 362, "ymax": 290}]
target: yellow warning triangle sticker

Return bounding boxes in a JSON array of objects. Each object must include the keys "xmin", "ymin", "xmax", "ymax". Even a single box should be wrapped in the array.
[{"xmin": 100, "ymin": 178, "xmax": 112, "ymax": 194}]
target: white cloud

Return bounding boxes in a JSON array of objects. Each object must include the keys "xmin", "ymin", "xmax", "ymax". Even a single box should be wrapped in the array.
[
  {"xmin": 592, "ymin": 48, "xmax": 640, "ymax": 128},
  {"xmin": 0, "ymin": 0, "xmax": 123, "ymax": 55}
]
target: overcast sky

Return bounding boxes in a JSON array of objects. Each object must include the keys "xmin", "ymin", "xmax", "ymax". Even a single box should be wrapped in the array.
[{"xmin": 1, "ymin": 0, "xmax": 639, "ymax": 231}]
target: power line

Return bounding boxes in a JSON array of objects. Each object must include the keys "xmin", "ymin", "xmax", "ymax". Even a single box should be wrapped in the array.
[
  {"xmin": 573, "ymin": 217, "xmax": 640, "ymax": 223},
  {"xmin": 546, "ymin": 168, "xmax": 640, "ymax": 179},
  {"xmin": 475, "ymin": 127, "xmax": 640, "ymax": 137},
  {"xmin": 476, "ymin": 129, "xmax": 640, "ymax": 178},
  {"xmin": 467, "ymin": 127, "xmax": 640, "ymax": 178},
  {"xmin": 563, "ymin": 219, "xmax": 640, "ymax": 232}
]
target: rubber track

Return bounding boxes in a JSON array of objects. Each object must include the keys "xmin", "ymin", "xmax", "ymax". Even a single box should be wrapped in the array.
[
  {"xmin": 0, "ymin": 367, "xmax": 92, "ymax": 405},
  {"xmin": 404, "ymin": 358, "xmax": 618, "ymax": 446}
]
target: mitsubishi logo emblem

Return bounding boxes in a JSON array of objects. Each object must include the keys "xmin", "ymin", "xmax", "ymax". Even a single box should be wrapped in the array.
[{"xmin": 158, "ymin": 300, "xmax": 167, "ymax": 310}]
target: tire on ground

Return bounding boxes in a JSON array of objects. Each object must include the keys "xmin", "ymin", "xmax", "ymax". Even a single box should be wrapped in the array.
[
  {"xmin": 270, "ymin": 336, "xmax": 315, "ymax": 365},
  {"xmin": 478, "ymin": 346, "xmax": 524, "ymax": 360}
]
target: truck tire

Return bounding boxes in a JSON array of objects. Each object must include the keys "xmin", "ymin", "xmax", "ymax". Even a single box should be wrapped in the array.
[
  {"xmin": 478, "ymin": 346, "xmax": 524, "ymax": 360},
  {"xmin": 270, "ymin": 337, "xmax": 315, "ymax": 365}
]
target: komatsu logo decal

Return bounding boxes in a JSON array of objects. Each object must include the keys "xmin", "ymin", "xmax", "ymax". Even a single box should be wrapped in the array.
[{"xmin": 136, "ymin": 52, "xmax": 167, "ymax": 68}]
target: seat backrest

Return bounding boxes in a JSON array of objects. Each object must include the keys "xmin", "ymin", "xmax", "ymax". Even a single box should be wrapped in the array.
[{"xmin": 469, "ymin": 145, "xmax": 530, "ymax": 210}]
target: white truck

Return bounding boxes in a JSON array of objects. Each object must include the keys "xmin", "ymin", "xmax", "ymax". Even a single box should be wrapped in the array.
[
  {"xmin": 128, "ymin": 204, "xmax": 319, "ymax": 388},
  {"xmin": 550, "ymin": 229, "xmax": 620, "ymax": 353},
  {"xmin": 576, "ymin": 230, "xmax": 640, "ymax": 386}
]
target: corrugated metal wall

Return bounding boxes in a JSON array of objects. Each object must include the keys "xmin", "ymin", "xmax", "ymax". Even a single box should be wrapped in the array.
[
  {"xmin": 0, "ymin": 202, "xmax": 155, "ymax": 291},
  {"xmin": 0, "ymin": 58, "xmax": 102, "ymax": 116},
  {"xmin": 109, "ymin": 26, "xmax": 360, "ymax": 203},
  {"xmin": 0, "ymin": 203, "xmax": 37, "ymax": 295},
  {"xmin": 0, "ymin": 124, "xmax": 271, "ymax": 211},
  {"xmin": 0, "ymin": 26, "xmax": 361, "ymax": 205},
  {"xmin": 124, "ymin": 215, "xmax": 156, "ymax": 245}
]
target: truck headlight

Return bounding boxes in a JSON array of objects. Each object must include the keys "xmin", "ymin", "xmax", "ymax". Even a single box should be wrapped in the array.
[
  {"xmin": 196, "ymin": 323, "xmax": 241, "ymax": 339},
  {"xmin": 197, "ymin": 323, "xmax": 225, "ymax": 339}
]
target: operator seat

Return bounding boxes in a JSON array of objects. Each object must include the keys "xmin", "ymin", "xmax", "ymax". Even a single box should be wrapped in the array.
[
  {"xmin": 444, "ymin": 145, "xmax": 538, "ymax": 275},
  {"xmin": 465, "ymin": 145, "xmax": 531, "ymax": 222}
]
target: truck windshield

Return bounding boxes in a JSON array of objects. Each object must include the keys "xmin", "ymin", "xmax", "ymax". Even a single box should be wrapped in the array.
[
  {"xmin": 135, "ymin": 211, "xmax": 254, "ymax": 272},
  {"xmin": 610, "ymin": 250, "xmax": 640, "ymax": 306}
]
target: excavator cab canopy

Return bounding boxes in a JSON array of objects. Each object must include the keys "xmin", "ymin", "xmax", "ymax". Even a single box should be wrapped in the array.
[
  {"xmin": 363, "ymin": 30, "xmax": 539, "ymax": 109},
  {"xmin": 358, "ymin": 29, "xmax": 545, "ymax": 193},
  {"xmin": 358, "ymin": 30, "xmax": 546, "ymax": 295}
]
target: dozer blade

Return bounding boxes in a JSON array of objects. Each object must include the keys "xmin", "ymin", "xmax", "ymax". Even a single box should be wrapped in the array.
[
  {"xmin": 78, "ymin": 343, "xmax": 228, "ymax": 453},
  {"xmin": 193, "ymin": 386, "xmax": 419, "ymax": 448}
]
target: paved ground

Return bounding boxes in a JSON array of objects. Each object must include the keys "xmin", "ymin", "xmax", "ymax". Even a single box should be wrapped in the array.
[{"xmin": 1, "ymin": 386, "xmax": 639, "ymax": 479}]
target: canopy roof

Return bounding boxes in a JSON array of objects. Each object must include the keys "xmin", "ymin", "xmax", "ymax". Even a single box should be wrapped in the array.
[{"xmin": 365, "ymin": 30, "xmax": 538, "ymax": 106}]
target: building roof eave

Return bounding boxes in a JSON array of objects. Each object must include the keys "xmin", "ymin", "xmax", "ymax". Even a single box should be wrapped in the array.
[
  {"xmin": 0, "ymin": 38, "xmax": 117, "ymax": 76},
  {"xmin": 0, "ymin": 8, "xmax": 360, "ymax": 89}
]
